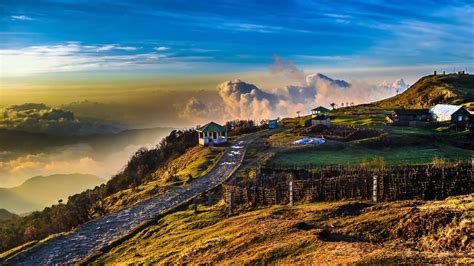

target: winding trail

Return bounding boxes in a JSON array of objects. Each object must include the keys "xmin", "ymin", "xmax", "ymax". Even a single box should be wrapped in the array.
[{"xmin": 4, "ymin": 131, "xmax": 269, "ymax": 265}]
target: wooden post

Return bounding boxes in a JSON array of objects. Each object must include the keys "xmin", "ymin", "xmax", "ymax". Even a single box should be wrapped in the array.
[
  {"xmin": 372, "ymin": 175, "xmax": 379, "ymax": 202},
  {"xmin": 228, "ymin": 192, "xmax": 233, "ymax": 215},
  {"xmin": 289, "ymin": 181, "xmax": 294, "ymax": 206},
  {"xmin": 441, "ymin": 166, "xmax": 445, "ymax": 198},
  {"xmin": 193, "ymin": 196, "xmax": 198, "ymax": 214}
]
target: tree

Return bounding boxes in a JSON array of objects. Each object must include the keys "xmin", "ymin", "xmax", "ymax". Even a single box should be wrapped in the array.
[
  {"xmin": 296, "ymin": 111, "xmax": 301, "ymax": 117},
  {"xmin": 330, "ymin": 103, "xmax": 336, "ymax": 110},
  {"xmin": 341, "ymin": 102, "xmax": 344, "ymax": 107}
]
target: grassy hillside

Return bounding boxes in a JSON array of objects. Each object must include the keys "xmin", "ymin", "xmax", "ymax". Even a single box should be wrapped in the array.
[
  {"xmin": 100, "ymin": 145, "xmax": 223, "ymax": 213},
  {"xmin": 374, "ymin": 73, "xmax": 474, "ymax": 109},
  {"xmin": 0, "ymin": 174, "xmax": 104, "ymax": 214},
  {"xmin": 93, "ymin": 194, "xmax": 473, "ymax": 264}
]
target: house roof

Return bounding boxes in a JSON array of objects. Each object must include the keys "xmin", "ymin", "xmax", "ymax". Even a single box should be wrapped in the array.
[
  {"xmin": 311, "ymin": 106, "xmax": 330, "ymax": 112},
  {"xmin": 394, "ymin": 109, "xmax": 431, "ymax": 116},
  {"xmin": 430, "ymin": 104, "xmax": 463, "ymax": 116},
  {"xmin": 197, "ymin": 122, "xmax": 228, "ymax": 132}
]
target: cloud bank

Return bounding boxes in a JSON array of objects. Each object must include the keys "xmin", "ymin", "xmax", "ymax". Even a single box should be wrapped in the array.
[
  {"xmin": 0, "ymin": 103, "xmax": 121, "ymax": 135},
  {"xmin": 211, "ymin": 71, "xmax": 398, "ymax": 120},
  {"xmin": 0, "ymin": 143, "xmax": 155, "ymax": 187}
]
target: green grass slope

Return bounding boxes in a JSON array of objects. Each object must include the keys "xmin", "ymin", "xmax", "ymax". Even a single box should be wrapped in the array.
[
  {"xmin": 374, "ymin": 73, "xmax": 474, "ymax": 109},
  {"xmin": 93, "ymin": 194, "xmax": 473, "ymax": 264},
  {"xmin": 0, "ymin": 174, "xmax": 104, "ymax": 214}
]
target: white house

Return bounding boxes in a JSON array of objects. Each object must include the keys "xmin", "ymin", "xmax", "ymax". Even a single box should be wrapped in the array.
[
  {"xmin": 430, "ymin": 104, "xmax": 471, "ymax": 123},
  {"xmin": 311, "ymin": 116, "xmax": 331, "ymax": 126},
  {"xmin": 311, "ymin": 106, "xmax": 330, "ymax": 118},
  {"xmin": 197, "ymin": 122, "xmax": 228, "ymax": 146}
]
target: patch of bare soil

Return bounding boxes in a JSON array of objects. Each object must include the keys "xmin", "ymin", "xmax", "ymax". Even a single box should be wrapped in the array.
[{"xmin": 392, "ymin": 207, "xmax": 472, "ymax": 252}]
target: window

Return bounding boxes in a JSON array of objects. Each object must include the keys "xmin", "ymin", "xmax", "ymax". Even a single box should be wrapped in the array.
[{"xmin": 458, "ymin": 116, "xmax": 463, "ymax": 121}]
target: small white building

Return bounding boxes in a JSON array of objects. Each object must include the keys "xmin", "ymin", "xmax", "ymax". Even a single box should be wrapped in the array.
[
  {"xmin": 311, "ymin": 106, "xmax": 330, "ymax": 118},
  {"xmin": 430, "ymin": 104, "xmax": 471, "ymax": 123},
  {"xmin": 197, "ymin": 122, "xmax": 228, "ymax": 146},
  {"xmin": 311, "ymin": 116, "xmax": 331, "ymax": 126}
]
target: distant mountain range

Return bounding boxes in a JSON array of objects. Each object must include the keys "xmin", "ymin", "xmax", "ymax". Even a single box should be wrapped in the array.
[
  {"xmin": 0, "ymin": 209, "xmax": 17, "ymax": 221},
  {"xmin": 0, "ymin": 174, "xmax": 104, "ymax": 214}
]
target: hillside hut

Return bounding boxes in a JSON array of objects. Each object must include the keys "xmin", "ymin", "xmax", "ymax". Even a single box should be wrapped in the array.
[
  {"xmin": 268, "ymin": 119, "xmax": 279, "ymax": 129},
  {"xmin": 197, "ymin": 122, "xmax": 228, "ymax": 146},
  {"xmin": 430, "ymin": 104, "xmax": 470, "ymax": 124},
  {"xmin": 311, "ymin": 106, "xmax": 330, "ymax": 117},
  {"xmin": 388, "ymin": 109, "xmax": 432, "ymax": 127}
]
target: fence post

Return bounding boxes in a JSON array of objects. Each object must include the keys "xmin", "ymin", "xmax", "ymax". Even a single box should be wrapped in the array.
[
  {"xmin": 193, "ymin": 196, "xmax": 198, "ymax": 214},
  {"xmin": 372, "ymin": 175, "xmax": 379, "ymax": 202},
  {"xmin": 228, "ymin": 192, "xmax": 233, "ymax": 215},
  {"xmin": 289, "ymin": 180, "xmax": 294, "ymax": 206},
  {"xmin": 441, "ymin": 166, "xmax": 445, "ymax": 198}
]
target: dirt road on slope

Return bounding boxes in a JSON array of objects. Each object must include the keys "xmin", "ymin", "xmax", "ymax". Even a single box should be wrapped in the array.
[{"xmin": 4, "ymin": 131, "xmax": 271, "ymax": 265}]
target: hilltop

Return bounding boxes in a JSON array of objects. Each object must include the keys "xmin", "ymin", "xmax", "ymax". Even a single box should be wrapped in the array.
[
  {"xmin": 373, "ymin": 73, "xmax": 474, "ymax": 109},
  {"xmin": 0, "ymin": 174, "xmax": 104, "ymax": 214}
]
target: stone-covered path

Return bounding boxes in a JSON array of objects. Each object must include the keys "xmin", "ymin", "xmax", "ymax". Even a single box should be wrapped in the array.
[{"xmin": 4, "ymin": 131, "xmax": 267, "ymax": 265}]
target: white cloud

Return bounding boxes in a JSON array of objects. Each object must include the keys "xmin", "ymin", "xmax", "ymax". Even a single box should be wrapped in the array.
[
  {"xmin": 11, "ymin": 15, "xmax": 33, "ymax": 21},
  {"xmin": 296, "ymin": 55, "xmax": 350, "ymax": 61},
  {"xmin": 96, "ymin": 44, "xmax": 138, "ymax": 51},
  {"xmin": 211, "ymin": 72, "xmax": 398, "ymax": 121},
  {"xmin": 0, "ymin": 103, "xmax": 121, "ymax": 135},
  {"xmin": 0, "ymin": 42, "xmax": 210, "ymax": 77},
  {"xmin": 182, "ymin": 48, "xmax": 218, "ymax": 53},
  {"xmin": 222, "ymin": 23, "xmax": 311, "ymax": 34},
  {"xmin": 0, "ymin": 143, "xmax": 155, "ymax": 187},
  {"xmin": 154, "ymin": 46, "xmax": 170, "ymax": 51}
]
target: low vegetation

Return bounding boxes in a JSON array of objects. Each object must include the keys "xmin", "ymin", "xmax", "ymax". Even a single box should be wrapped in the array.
[
  {"xmin": 101, "ymin": 146, "xmax": 223, "ymax": 213},
  {"xmin": 0, "ymin": 129, "xmax": 198, "ymax": 252},
  {"xmin": 92, "ymin": 194, "xmax": 473, "ymax": 264}
]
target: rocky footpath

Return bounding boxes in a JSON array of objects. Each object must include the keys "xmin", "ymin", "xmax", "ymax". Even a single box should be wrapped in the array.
[{"xmin": 4, "ymin": 132, "xmax": 266, "ymax": 265}]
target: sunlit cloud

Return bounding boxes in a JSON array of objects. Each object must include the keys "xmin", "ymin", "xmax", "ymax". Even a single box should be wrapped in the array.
[
  {"xmin": 296, "ymin": 55, "xmax": 350, "ymax": 61},
  {"xmin": 11, "ymin": 15, "xmax": 33, "ymax": 21},
  {"xmin": 0, "ymin": 42, "xmax": 213, "ymax": 77},
  {"xmin": 222, "ymin": 23, "xmax": 312, "ymax": 34},
  {"xmin": 0, "ymin": 143, "xmax": 155, "ymax": 187},
  {"xmin": 154, "ymin": 46, "xmax": 170, "ymax": 51},
  {"xmin": 96, "ymin": 44, "xmax": 138, "ymax": 51}
]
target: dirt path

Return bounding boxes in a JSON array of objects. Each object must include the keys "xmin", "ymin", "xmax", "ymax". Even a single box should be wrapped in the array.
[{"xmin": 4, "ymin": 131, "xmax": 270, "ymax": 265}]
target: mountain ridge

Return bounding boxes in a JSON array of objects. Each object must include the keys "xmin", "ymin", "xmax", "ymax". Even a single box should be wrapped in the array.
[{"xmin": 0, "ymin": 174, "xmax": 104, "ymax": 214}]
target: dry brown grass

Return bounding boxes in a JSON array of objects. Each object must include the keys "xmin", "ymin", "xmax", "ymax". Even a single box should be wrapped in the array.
[{"xmin": 93, "ymin": 194, "xmax": 473, "ymax": 264}]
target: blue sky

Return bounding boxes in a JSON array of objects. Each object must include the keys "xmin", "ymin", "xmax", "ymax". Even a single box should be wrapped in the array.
[{"xmin": 1, "ymin": 0, "xmax": 473, "ymax": 78}]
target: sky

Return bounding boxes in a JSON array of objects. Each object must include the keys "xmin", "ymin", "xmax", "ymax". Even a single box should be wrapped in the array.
[{"xmin": 1, "ymin": 0, "xmax": 473, "ymax": 125}]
